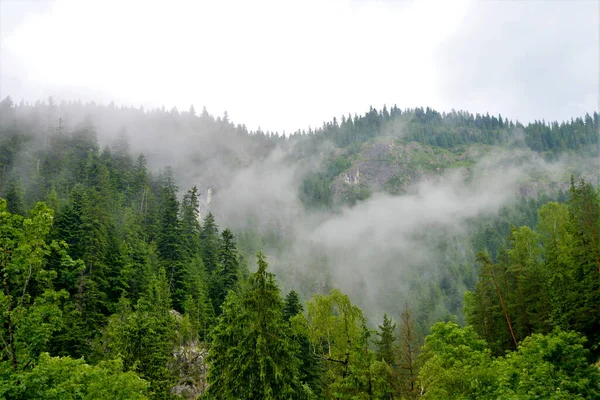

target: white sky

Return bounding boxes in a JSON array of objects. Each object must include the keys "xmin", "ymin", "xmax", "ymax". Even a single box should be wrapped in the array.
[{"xmin": 0, "ymin": 0, "xmax": 598, "ymax": 133}]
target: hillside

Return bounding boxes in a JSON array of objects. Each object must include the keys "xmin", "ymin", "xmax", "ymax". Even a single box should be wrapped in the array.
[{"xmin": 0, "ymin": 96, "xmax": 599, "ymax": 398}]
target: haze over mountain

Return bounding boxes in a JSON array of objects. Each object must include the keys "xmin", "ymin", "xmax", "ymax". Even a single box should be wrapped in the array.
[{"xmin": 1, "ymin": 1, "xmax": 599, "ymax": 399}]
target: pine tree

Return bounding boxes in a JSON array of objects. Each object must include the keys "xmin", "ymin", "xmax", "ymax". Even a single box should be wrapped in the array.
[
  {"xmin": 210, "ymin": 228, "xmax": 240, "ymax": 314},
  {"xmin": 200, "ymin": 212, "xmax": 220, "ymax": 273},
  {"xmin": 283, "ymin": 290, "xmax": 303, "ymax": 321},
  {"xmin": 180, "ymin": 186, "xmax": 201, "ymax": 259},
  {"xmin": 204, "ymin": 252, "xmax": 306, "ymax": 399},
  {"xmin": 157, "ymin": 181, "xmax": 186, "ymax": 311},
  {"xmin": 5, "ymin": 175, "xmax": 26, "ymax": 216},
  {"xmin": 566, "ymin": 177, "xmax": 600, "ymax": 352},
  {"xmin": 376, "ymin": 313, "xmax": 397, "ymax": 366},
  {"xmin": 100, "ymin": 269, "xmax": 177, "ymax": 398}
]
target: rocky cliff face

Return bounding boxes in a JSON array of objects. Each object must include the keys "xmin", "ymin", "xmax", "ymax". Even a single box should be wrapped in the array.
[
  {"xmin": 170, "ymin": 342, "xmax": 209, "ymax": 399},
  {"xmin": 330, "ymin": 138, "xmax": 598, "ymax": 205},
  {"xmin": 331, "ymin": 139, "xmax": 460, "ymax": 204}
]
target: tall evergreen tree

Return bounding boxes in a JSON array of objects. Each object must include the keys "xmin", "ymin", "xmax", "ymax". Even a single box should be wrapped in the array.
[
  {"xmin": 283, "ymin": 290, "xmax": 303, "ymax": 322},
  {"xmin": 156, "ymin": 181, "xmax": 185, "ymax": 311},
  {"xmin": 4, "ymin": 176, "xmax": 25, "ymax": 216},
  {"xmin": 180, "ymin": 186, "xmax": 201, "ymax": 259},
  {"xmin": 200, "ymin": 212, "xmax": 220, "ymax": 273},
  {"xmin": 100, "ymin": 269, "xmax": 178, "ymax": 399},
  {"xmin": 204, "ymin": 252, "xmax": 307, "ymax": 399},
  {"xmin": 376, "ymin": 313, "xmax": 397, "ymax": 366},
  {"xmin": 210, "ymin": 228, "xmax": 241, "ymax": 314}
]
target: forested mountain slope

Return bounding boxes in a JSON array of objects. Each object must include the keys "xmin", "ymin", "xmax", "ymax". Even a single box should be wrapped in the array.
[{"xmin": 0, "ymin": 96, "xmax": 599, "ymax": 398}]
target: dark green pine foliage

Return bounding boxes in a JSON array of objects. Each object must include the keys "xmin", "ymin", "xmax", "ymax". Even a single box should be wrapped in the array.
[
  {"xmin": 180, "ymin": 186, "xmax": 202, "ymax": 259},
  {"xmin": 375, "ymin": 313, "xmax": 399, "ymax": 399},
  {"xmin": 283, "ymin": 290, "xmax": 303, "ymax": 322},
  {"xmin": 180, "ymin": 185, "xmax": 215, "ymax": 337},
  {"xmin": 219, "ymin": 229, "xmax": 240, "ymax": 290},
  {"xmin": 465, "ymin": 178, "xmax": 600, "ymax": 358},
  {"xmin": 200, "ymin": 212, "xmax": 220, "ymax": 273},
  {"xmin": 204, "ymin": 253, "xmax": 307, "ymax": 399},
  {"xmin": 109, "ymin": 130, "xmax": 134, "ymax": 197},
  {"xmin": 284, "ymin": 290, "xmax": 323, "ymax": 397},
  {"xmin": 156, "ymin": 174, "xmax": 186, "ymax": 311},
  {"xmin": 132, "ymin": 154, "xmax": 149, "ymax": 216},
  {"xmin": 67, "ymin": 123, "xmax": 100, "ymax": 187},
  {"xmin": 4, "ymin": 175, "xmax": 26, "ymax": 216},
  {"xmin": 211, "ymin": 228, "xmax": 241, "ymax": 314},
  {"xmin": 48, "ymin": 182, "xmax": 111, "ymax": 358},
  {"xmin": 376, "ymin": 313, "xmax": 397, "ymax": 366},
  {"xmin": 100, "ymin": 269, "xmax": 178, "ymax": 399},
  {"xmin": 566, "ymin": 177, "xmax": 600, "ymax": 350},
  {"xmin": 81, "ymin": 152, "xmax": 124, "ymax": 311}
]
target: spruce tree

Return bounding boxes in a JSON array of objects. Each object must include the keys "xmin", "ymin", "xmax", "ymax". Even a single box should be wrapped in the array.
[
  {"xmin": 180, "ymin": 186, "xmax": 201, "ymax": 259},
  {"xmin": 157, "ymin": 182, "xmax": 185, "ymax": 311},
  {"xmin": 210, "ymin": 228, "xmax": 241, "ymax": 314},
  {"xmin": 204, "ymin": 252, "xmax": 306, "ymax": 399},
  {"xmin": 376, "ymin": 313, "xmax": 397, "ymax": 366},
  {"xmin": 100, "ymin": 269, "xmax": 177, "ymax": 398},
  {"xmin": 283, "ymin": 290, "xmax": 303, "ymax": 321},
  {"xmin": 200, "ymin": 212, "xmax": 220, "ymax": 273},
  {"xmin": 5, "ymin": 176, "xmax": 26, "ymax": 216}
]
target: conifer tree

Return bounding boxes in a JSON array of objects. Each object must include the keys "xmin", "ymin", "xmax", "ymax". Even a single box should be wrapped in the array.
[
  {"xmin": 180, "ymin": 186, "xmax": 201, "ymax": 259},
  {"xmin": 5, "ymin": 175, "xmax": 25, "ymax": 216},
  {"xmin": 99, "ymin": 270, "xmax": 177, "ymax": 399},
  {"xmin": 283, "ymin": 290, "xmax": 303, "ymax": 321},
  {"xmin": 210, "ymin": 228, "xmax": 240, "ymax": 314},
  {"xmin": 204, "ymin": 252, "xmax": 306, "ymax": 399},
  {"xmin": 200, "ymin": 212, "xmax": 220, "ymax": 273},
  {"xmin": 376, "ymin": 313, "xmax": 397, "ymax": 365},
  {"xmin": 157, "ymin": 181, "xmax": 186, "ymax": 310},
  {"xmin": 566, "ymin": 177, "xmax": 600, "ymax": 351}
]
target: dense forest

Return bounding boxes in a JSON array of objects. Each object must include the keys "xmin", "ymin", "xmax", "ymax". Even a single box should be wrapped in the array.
[{"xmin": 0, "ymin": 96, "xmax": 599, "ymax": 398}]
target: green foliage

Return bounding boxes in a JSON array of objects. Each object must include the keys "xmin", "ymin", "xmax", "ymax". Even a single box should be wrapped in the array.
[
  {"xmin": 1, "ymin": 98, "xmax": 598, "ymax": 398},
  {"xmin": 299, "ymin": 155, "xmax": 352, "ymax": 209},
  {"xmin": 6, "ymin": 352, "xmax": 149, "ymax": 399},
  {"xmin": 283, "ymin": 290, "xmax": 303, "ymax": 322},
  {"xmin": 493, "ymin": 330, "xmax": 600, "ymax": 399},
  {"xmin": 419, "ymin": 322, "xmax": 495, "ymax": 399},
  {"xmin": 157, "ymin": 181, "xmax": 186, "ymax": 311},
  {"xmin": 420, "ymin": 324, "xmax": 600, "ymax": 399},
  {"xmin": 180, "ymin": 186, "xmax": 201, "ymax": 259},
  {"xmin": 5, "ymin": 175, "xmax": 26, "ymax": 216},
  {"xmin": 200, "ymin": 212, "xmax": 220, "ymax": 274},
  {"xmin": 466, "ymin": 179, "xmax": 600, "ymax": 357},
  {"xmin": 0, "ymin": 200, "xmax": 69, "ymax": 373},
  {"xmin": 205, "ymin": 252, "xmax": 307, "ymax": 399},
  {"xmin": 375, "ymin": 313, "xmax": 396, "ymax": 366},
  {"xmin": 99, "ymin": 272, "xmax": 178, "ymax": 399},
  {"xmin": 210, "ymin": 228, "xmax": 241, "ymax": 315},
  {"xmin": 301, "ymin": 288, "xmax": 386, "ymax": 399}
]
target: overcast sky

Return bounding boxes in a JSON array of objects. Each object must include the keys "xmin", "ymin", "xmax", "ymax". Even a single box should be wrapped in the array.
[{"xmin": 0, "ymin": 0, "xmax": 598, "ymax": 133}]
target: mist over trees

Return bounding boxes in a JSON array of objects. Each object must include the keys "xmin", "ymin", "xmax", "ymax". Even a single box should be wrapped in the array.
[{"xmin": 1, "ymin": 96, "xmax": 599, "ymax": 398}]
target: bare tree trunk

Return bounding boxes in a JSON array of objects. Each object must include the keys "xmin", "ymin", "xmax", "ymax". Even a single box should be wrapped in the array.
[{"xmin": 489, "ymin": 266, "xmax": 518, "ymax": 348}]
